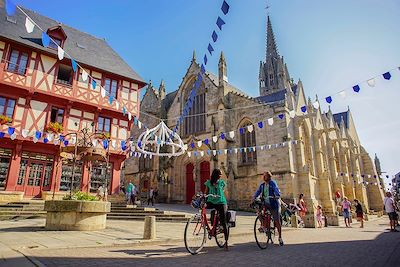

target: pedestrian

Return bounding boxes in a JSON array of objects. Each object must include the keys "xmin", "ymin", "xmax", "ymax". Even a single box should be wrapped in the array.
[
  {"xmin": 354, "ymin": 199, "xmax": 364, "ymax": 228},
  {"xmin": 383, "ymin": 192, "xmax": 399, "ymax": 232},
  {"xmin": 153, "ymin": 188, "xmax": 159, "ymax": 203},
  {"xmin": 126, "ymin": 180, "xmax": 133, "ymax": 205},
  {"xmin": 131, "ymin": 183, "xmax": 137, "ymax": 205},
  {"xmin": 335, "ymin": 189, "xmax": 341, "ymax": 205},
  {"xmin": 342, "ymin": 197, "xmax": 351, "ymax": 227},
  {"xmin": 298, "ymin": 193, "xmax": 307, "ymax": 220},
  {"xmin": 316, "ymin": 205, "xmax": 323, "ymax": 228},
  {"xmin": 120, "ymin": 183, "xmax": 126, "ymax": 195},
  {"xmin": 205, "ymin": 168, "xmax": 229, "ymax": 250},
  {"xmin": 147, "ymin": 187, "xmax": 154, "ymax": 206}
]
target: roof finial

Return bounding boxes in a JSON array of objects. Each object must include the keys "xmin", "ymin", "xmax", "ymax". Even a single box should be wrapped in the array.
[{"xmin": 192, "ymin": 50, "xmax": 196, "ymax": 62}]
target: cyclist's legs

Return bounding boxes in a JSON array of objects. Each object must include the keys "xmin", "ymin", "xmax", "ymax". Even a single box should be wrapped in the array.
[
  {"xmin": 270, "ymin": 208, "xmax": 282, "ymax": 238},
  {"xmin": 206, "ymin": 202, "xmax": 228, "ymax": 241}
]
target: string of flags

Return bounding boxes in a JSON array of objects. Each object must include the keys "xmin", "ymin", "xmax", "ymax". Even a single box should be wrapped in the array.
[
  {"xmin": 4, "ymin": 0, "xmax": 149, "ymax": 131},
  {"xmin": 170, "ymin": 0, "xmax": 230, "ymax": 139}
]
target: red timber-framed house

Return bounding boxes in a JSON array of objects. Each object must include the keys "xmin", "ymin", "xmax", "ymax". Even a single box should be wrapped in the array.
[{"xmin": 0, "ymin": 1, "xmax": 145, "ymax": 200}]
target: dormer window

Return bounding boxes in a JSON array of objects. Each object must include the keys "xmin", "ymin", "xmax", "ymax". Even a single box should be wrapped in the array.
[{"xmin": 46, "ymin": 25, "xmax": 67, "ymax": 49}]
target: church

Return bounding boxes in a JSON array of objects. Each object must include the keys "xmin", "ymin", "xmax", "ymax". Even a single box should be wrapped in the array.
[{"xmin": 125, "ymin": 16, "xmax": 385, "ymax": 227}]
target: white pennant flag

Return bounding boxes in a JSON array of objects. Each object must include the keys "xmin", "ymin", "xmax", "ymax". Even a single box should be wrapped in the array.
[
  {"xmin": 47, "ymin": 133, "xmax": 54, "ymax": 142},
  {"xmin": 25, "ymin": 17, "xmax": 34, "ymax": 33},
  {"xmin": 54, "ymin": 139, "xmax": 59, "ymax": 145},
  {"xmin": 224, "ymin": 149, "xmax": 228, "ymax": 154},
  {"xmin": 367, "ymin": 78, "xmax": 376, "ymax": 87},
  {"xmin": 312, "ymin": 101, "xmax": 320, "ymax": 109},
  {"xmin": 70, "ymin": 136, "xmax": 76, "ymax": 145},
  {"xmin": 116, "ymin": 101, "xmax": 120, "ymax": 110},
  {"xmin": 81, "ymin": 70, "xmax": 88, "ymax": 81},
  {"xmin": 183, "ymin": 144, "xmax": 188, "ymax": 150},
  {"xmin": 111, "ymin": 140, "xmax": 117, "ymax": 149},
  {"xmin": 57, "ymin": 46, "xmax": 64, "ymax": 60},
  {"xmin": 21, "ymin": 129, "xmax": 29, "ymax": 138},
  {"xmin": 10, "ymin": 133, "xmax": 16, "ymax": 140},
  {"xmin": 253, "ymin": 146, "xmax": 256, "ymax": 151},
  {"xmin": 267, "ymin": 118, "xmax": 274, "ymax": 126},
  {"xmin": 187, "ymin": 152, "xmax": 191, "ymax": 158},
  {"xmin": 228, "ymin": 131, "xmax": 235, "ymax": 138},
  {"xmin": 212, "ymin": 136, "xmax": 218, "ymax": 143},
  {"xmin": 234, "ymin": 148, "xmax": 238, "ymax": 153},
  {"xmin": 289, "ymin": 110, "xmax": 296, "ymax": 118},
  {"xmin": 212, "ymin": 150, "xmax": 217, "ymax": 156},
  {"xmin": 197, "ymin": 141, "xmax": 202, "ymax": 147},
  {"xmin": 260, "ymin": 145, "xmax": 264, "ymax": 150},
  {"xmin": 247, "ymin": 125, "xmax": 253, "ymax": 133},
  {"xmin": 200, "ymin": 151, "xmax": 204, "ymax": 157},
  {"xmin": 339, "ymin": 90, "xmax": 346, "ymax": 99},
  {"xmin": 101, "ymin": 87, "xmax": 106, "ymax": 97},
  {"xmin": 150, "ymin": 154, "xmax": 153, "ymax": 159},
  {"xmin": 244, "ymin": 147, "xmax": 247, "ymax": 152},
  {"xmin": 92, "ymin": 139, "xmax": 98, "ymax": 147},
  {"xmin": 138, "ymin": 121, "xmax": 142, "ymax": 129},
  {"xmin": 128, "ymin": 112, "xmax": 132, "ymax": 121}
]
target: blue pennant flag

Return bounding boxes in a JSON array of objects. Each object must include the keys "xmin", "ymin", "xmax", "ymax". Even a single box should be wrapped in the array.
[
  {"xmin": 216, "ymin": 16, "xmax": 225, "ymax": 30},
  {"xmin": 386, "ymin": 175, "xmax": 389, "ymax": 178},
  {"xmin": 42, "ymin": 32, "xmax": 50, "ymax": 47},
  {"xmin": 71, "ymin": 59, "xmax": 77, "ymax": 72},
  {"xmin": 200, "ymin": 64, "xmax": 206, "ymax": 74},
  {"xmin": 59, "ymin": 135, "xmax": 65, "ymax": 142},
  {"xmin": 122, "ymin": 106, "xmax": 127, "ymax": 115},
  {"xmin": 212, "ymin": 31, "xmax": 218, "ymax": 42},
  {"xmin": 207, "ymin": 150, "xmax": 211, "ymax": 155},
  {"xmin": 203, "ymin": 54, "xmax": 208, "ymax": 65},
  {"xmin": 63, "ymin": 140, "xmax": 69, "ymax": 146},
  {"xmin": 221, "ymin": 0, "xmax": 230, "ymax": 15},
  {"xmin": 374, "ymin": 175, "xmax": 377, "ymax": 178},
  {"xmin": 157, "ymin": 138, "xmax": 161, "ymax": 145},
  {"xmin": 197, "ymin": 73, "xmax": 203, "ymax": 82},
  {"xmin": 121, "ymin": 140, "xmax": 127, "ymax": 151},
  {"xmin": 258, "ymin": 121, "xmax": 263, "ymax": 128},
  {"xmin": 325, "ymin": 96, "xmax": 332, "ymax": 103},
  {"xmin": 134, "ymin": 116, "xmax": 138, "ymax": 125},
  {"xmin": 340, "ymin": 173, "xmax": 344, "ymax": 176},
  {"xmin": 204, "ymin": 139, "xmax": 209, "ymax": 145},
  {"xmin": 7, "ymin": 127, "xmax": 15, "ymax": 135},
  {"xmin": 239, "ymin": 128, "xmax": 245, "ymax": 135},
  {"xmin": 353, "ymin": 85, "xmax": 360, "ymax": 92},
  {"xmin": 301, "ymin": 106, "xmax": 307, "ymax": 113},
  {"xmin": 218, "ymin": 150, "xmax": 222, "ymax": 155},
  {"xmin": 194, "ymin": 151, "xmax": 198, "ymax": 157},
  {"xmin": 240, "ymin": 148, "xmax": 243, "ymax": 152},
  {"xmin": 91, "ymin": 79, "xmax": 96, "ymax": 90},
  {"xmin": 351, "ymin": 174, "xmax": 354, "ymax": 177},
  {"xmin": 207, "ymin": 43, "xmax": 214, "ymax": 55},
  {"xmin": 43, "ymin": 137, "xmax": 49, "ymax": 144},
  {"xmin": 191, "ymin": 142, "xmax": 195, "ymax": 149},
  {"xmin": 103, "ymin": 139, "xmax": 109, "ymax": 149},
  {"xmin": 278, "ymin": 114, "xmax": 284, "ymax": 119},
  {"xmin": 35, "ymin": 131, "xmax": 42, "ymax": 139},
  {"xmin": 383, "ymin": 72, "xmax": 391, "ymax": 80},
  {"xmin": 220, "ymin": 133, "xmax": 225, "ymax": 139},
  {"xmin": 5, "ymin": 0, "xmax": 16, "ymax": 16},
  {"xmin": 109, "ymin": 95, "xmax": 114, "ymax": 104},
  {"xmin": 194, "ymin": 79, "xmax": 200, "ymax": 88},
  {"xmin": 0, "ymin": 132, "xmax": 4, "ymax": 138},
  {"xmin": 138, "ymin": 141, "xmax": 142, "ymax": 148}
]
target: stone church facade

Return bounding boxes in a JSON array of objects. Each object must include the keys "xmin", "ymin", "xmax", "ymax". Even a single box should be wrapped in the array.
[{"xmin": 125, "ymin": 16, "xmax": 384, "ymax": 227}]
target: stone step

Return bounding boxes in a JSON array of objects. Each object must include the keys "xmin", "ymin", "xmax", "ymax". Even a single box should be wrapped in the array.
[
  {"xmin": 0, "ymin": 214, "xmax": 46, "ymax": 220},
  {"xmin": 0, "ymin": 207, "xmax": 44, "ymax": 211},
  {"xmin": 0, "ymin": 210, "xmax": 47, "ymax": 214},
  {"xmin": 106, "ymin": 215, "xmax": 188, "ymax": 222},
  {"xmin": 110, "ymin": 209, "xmax": 163, "ymax": 213},
  {"xmin": 108, "ymin": 212, "xmax": 187, "ymax": 217}
]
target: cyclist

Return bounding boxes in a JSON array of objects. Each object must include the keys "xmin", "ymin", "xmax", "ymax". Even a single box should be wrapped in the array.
[
  {"xmin": 204, "ymin": 168, "xmax": 229, "ymax": 251},
  {"xmin": 252, "ymin": 171, "xmax": 284, "ymax": 246}
]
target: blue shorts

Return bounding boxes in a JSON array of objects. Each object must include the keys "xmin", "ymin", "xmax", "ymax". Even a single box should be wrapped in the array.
[{"xmin": 343, "ymin": 209, "xmax": 350, "ymax": 218}]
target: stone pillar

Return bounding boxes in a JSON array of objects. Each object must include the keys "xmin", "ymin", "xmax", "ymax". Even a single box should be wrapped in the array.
[
  {"xmin": 80, "ymin": 161, "xmax": 90, "ymax": 193},
  {"xmin": 5, "ymin": 142, "xmax": 22, "ymax": 191}
]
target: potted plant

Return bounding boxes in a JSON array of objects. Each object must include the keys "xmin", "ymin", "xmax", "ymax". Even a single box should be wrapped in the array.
[
  {"xmin": 0, "ymin": 115, "xmax": 12, "ymax": 125},
  {"xmin": 45, "ymin": 122, "xmax": 64, "ymax": 134}
]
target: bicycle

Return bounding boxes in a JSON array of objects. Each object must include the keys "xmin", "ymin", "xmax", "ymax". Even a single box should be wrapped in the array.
[
  {"xmin": 251, "ymin": 197, "xmax": 276, "ymax": 249},
  {"xmin": 184, "ymin": 193, "xmax": 230, "ymax": 255}
]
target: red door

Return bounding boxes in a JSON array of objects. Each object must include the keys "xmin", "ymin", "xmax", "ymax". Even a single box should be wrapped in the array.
[
  {"xmin": 24, "ymin": 161, "xmax": 45, "ymax": 198},
  {"xmin": 200, "ymin": 161, "xmax": 210, "ymax": 193},
  {"xmin": 186, "ymin": 163, "xmax": 195, "ymax": 204}
]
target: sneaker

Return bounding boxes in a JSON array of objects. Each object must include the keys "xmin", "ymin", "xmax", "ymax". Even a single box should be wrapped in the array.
[{"xmin": 279, "ymin": 237, "xmax": 284, "ymax": 246}]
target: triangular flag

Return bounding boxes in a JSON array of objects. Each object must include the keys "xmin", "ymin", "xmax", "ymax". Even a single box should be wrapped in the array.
[
  {"xmin": 221, "ymin": 0, "xmax": 230, "ymax": 15},
  {"xmin": 116, "ymin": 101, "xmax": 120, "ymax": 110},
  {"xmin": 382, "ymin": 72, "xmax": 391, "ymax": 80},
  {"xmin": 240, "ymin": 128, "xmax": 245, "ymax": 135},
  {"xmin": 92, "ymin": 139, "xmax": 98, "ymax": 147},
  {"xmin": 63, "ymin": 140, "xmax": 69, "ymax": 146},
  {"xmin": 278, "ymin": 114, "xmax": 284, "ymax": 119},
  {"xmin": 258, "ymin": 121, "xmax": 263, "ymax": 128},
  {"xmin": 204, "ymin": 139, "xmax": 209, "ymax": 145},
  {"xmin": 81, "ymin": 70, "xmax": 88, "ymax": 81},
  {"xmin": 128, "ymin": 112, "xmax": 132, "ymax": 121},
  {"xmin": 247, "ymin": 125, "xmax": 253, "ymax": 132},
  {"xmin": 5, "ymin": 0, "xmax": 16, "ymax": 16},
  {"xmin": 352, "ymin": 85, "xmax": 360, "ymax": 93},
  {"xmin": 57, "ymin": 46, "xmax": 64, "ymax": 60},
  {"xmin": 109, "ymin": 95, "xmax": 114, "ymax": 105},
  {"xmin": 339, "ymin": 90, "xmax": 346, "ymax": 98},
  {"xmin": 207, "ymin": 43, "xmax": 214, "ymax": 55},
  {"xmin": 25, "ymin": 17, "xmax": 34, "ymax": 33},
  {"xmin": 224, "ymin": 149, "xmax": 228, "ymax": 154},
  {"xmin": 289, "ymin": 110, "xmax": 296, "ymax": 118},
  {"xmin": 100, "ymin": 87, "xmax": 106, "ymax": 97},
  {"xmin": 234, "ymin": 148, "xmax": 238, "ymax": 153},
  {"xmin": 43, "ymin": 137, "xmax": 49, "ymax": 144},
  {"xmin": 212, "ymin": 136, "xmax": 218, "ymax": 143},
  {"xmin": 203, "ymin": 54, "xmax": 208, "ymax": 65},
  {"xmin": 102, "ymin": 139, "xmax": 109, "ymax": 149},
  {"xmin": 187, "ymin": 152, "xmax": 191, "ymax": 158},
  {"xmin": 183, "ymin": 144, "xmax": 188, "ymax": 150},
  {"xmin": 367, "ymin": 78, "xmax": 375, "ymax": 87},
  {"xmin": 10, "ymin": 133, "xmax": 16, "ymax": 140},
  {"xmin": 313, "ymin": 101, "xmax": 320, "ymax": 109},
  {"xmin": 21, "ymin": 129, "xmax": 29, "ymax": 138},
  {"xmin": 200, "ymin": 151, "xmax": 204, "ymax": 157},
  {"xmin": 71, "ymin": 59, "xmax": 77, "ymax": 73},
  {"xmin": 212, "ymin": 150, "xmax": 217, "ymax": 156},
  {"xmin": 216, "ymin": 16, "xmax": 226, "ymax": 30},
  {"xmin": 197, "ymin": 141, "xmax": 202, "ymax": 147},
  {"xmin": 260, "ymin": 145, "xmax": 264, "ymax": 150},
  {"xmin": 267, "ymin": 118, "xmax": 274, "ymax": 126},
  {"xmin": 111, "ymin": 140, "xmax": 117, "ymax": 149},
  {"xmin": 212, "ymin": 31, "xmax": 218, "ymax": 42},
  {"xmin": 228, "ymin": 131, "xmax": 234, "ymax": 138},
  {"xmin": 301, "ymin": 106, "xmax": 307, "ymax": 113},
  {"xmin": 220, "ymin": 133, "xmax": 225, "ymax": 139},
  {"xmin": 7, "ymin": 127, "xmax": 15, "ymax": 135},
  {"xmin": 42, "ymin": 32, "xmax": 50, "ymax": 47},
  {"xmin": 325, "ymin": 96, "xmax": 332, "ymax": 104},
  {"xmin": 138, "ymin": 121, "xmax": 142, "ymax": 129},
  {"xmin": 91, "ymin": 79, "xmax": 97, "ymax": 90},
  {"xmin": 200, "ymin": 64, "xmax": 206, "ymax": 74}
]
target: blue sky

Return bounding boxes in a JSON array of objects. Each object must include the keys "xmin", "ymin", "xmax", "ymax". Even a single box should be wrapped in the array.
[{"xmin": 17, "ymin": 0, "xmax": 400, "ymax": 182}]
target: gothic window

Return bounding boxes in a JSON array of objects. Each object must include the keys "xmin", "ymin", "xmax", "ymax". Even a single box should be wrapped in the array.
[
  {"xmin": 184, "ymin": 92, "xmax": 205, "ymax": 136},
  {"xmin": 269, "ymin": 74, "xmax": 274, "ymax": 86},
  {"xmin": 139, "ymin": 145, "xmax": 153, "ymax": 171},
  {"xmin": 240, "ymin": 122, "xmax": 257, "ymax": 164}
]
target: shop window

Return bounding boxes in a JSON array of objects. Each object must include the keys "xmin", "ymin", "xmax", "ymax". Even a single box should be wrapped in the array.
[
  {"xmin": 104, "ymin": 78, "xmax": 118, "ymax": 99},
  {"xmin": 60, "ymin": 161, "xmax": 83, "ymax": 191},
  {"xmin": 0, "ymin": 96, "xmax": 16, "ymax": 118},
  {"xmin": 0, "ymin": 148, "xmax": 12, "ymax": 190},
  {"xmin": 90, "ymin": 163, "xmax": 112, "ymax": 193},
  {"xmin": 7, "ymin": 49, "xmax": 28, "ymax": 75},
  {"xmin": 56, "ymin": 64, "xmax": 73, "ymax": 85},
  {"xmin": 50, "ymin": 107, "xmax": 64, "ymax": 124}
]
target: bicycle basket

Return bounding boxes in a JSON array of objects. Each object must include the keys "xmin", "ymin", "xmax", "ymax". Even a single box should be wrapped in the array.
[{"xmin": 191, "ymin": 197, "xmax": 203, "ymax": 209}]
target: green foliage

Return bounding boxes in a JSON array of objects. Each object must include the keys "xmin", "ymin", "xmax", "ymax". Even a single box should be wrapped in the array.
[
  {"xmin": 45, "ymin": 122, "xmax": 64, "ymax": 134},
  {"xmin": 0, "ymin": 115, "xmax": 12, "ymax": 125},
  {"xmin": 62, "ymin": 191, "xmax": 97, "ymax": 201}
]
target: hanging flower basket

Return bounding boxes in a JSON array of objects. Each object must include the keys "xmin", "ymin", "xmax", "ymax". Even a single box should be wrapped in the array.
[
  {"xmin": 100, "ymin": 132, "xmax": 111, "ymax": 140},
  {"xmin": 0, "ymin": 115, "xmax": 12, "ymax": 125},
  {"xmin": 45, "ymin": 122, "xmax": 63, "ymax": 134}
]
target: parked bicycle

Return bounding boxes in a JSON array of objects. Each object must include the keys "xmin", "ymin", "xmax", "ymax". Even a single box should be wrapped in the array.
[
  {"xmin": 281, "ymin": 202, "xmax": 305, "ymax": 228},
  {"xmin": 184, "ymin": 193, "xmax": 230, "ymax": 255}
]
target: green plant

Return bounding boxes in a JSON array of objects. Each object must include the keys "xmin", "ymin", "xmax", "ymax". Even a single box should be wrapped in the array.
[
  {"xmin": 45, "ymin": 122, "xmax": 63, "ymax": 134},
  {"xmin": 62, "ymin": 191, "xmax": 97, "ymax": 201},
  {"xmin": 0, "ymin": 115, "xmax": 12, "ymax": 125},
  {"xmin": 101, "ymin": 132, "xmax": 111, "ymax": 140}
]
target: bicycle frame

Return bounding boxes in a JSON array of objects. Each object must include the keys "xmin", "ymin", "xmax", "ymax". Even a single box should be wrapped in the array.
[{"xmin": 201, "ymin": 205, "xmax": 219, "ymax": 237}]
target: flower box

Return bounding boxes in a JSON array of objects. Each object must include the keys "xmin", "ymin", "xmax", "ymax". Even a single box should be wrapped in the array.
[
  {"xmin": 0, "ymin": 115, "xmax": 12, "ymax": 125},
  {"xmin": 45, "ymin": 122, "xmax": 63, "ymax": 134}
]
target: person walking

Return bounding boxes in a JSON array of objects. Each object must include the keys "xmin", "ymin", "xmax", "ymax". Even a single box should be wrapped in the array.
[
  {"xmin": 298, "ymin": 193, "xmax": 307, "ymax": 220},
  {"xmin": 342, "ymin": 197, "xmax": 352, "ymax": 227},
  {"xmin": 147, "ymin": 187, "xmax": 155, "ymax": 206},
  {"xmin": 384, "ymin": 192, "xmax": 399, "ymax": 232},
  {"xmin": 354, "ymin": 199, "xmax": 364, "ymax": 228},
  {"xmin": 252, "ymin": 171, "xmax": 284, "ymax": 246},
  {"xmin": 126, "ymin": 180, "xmax": 134, "ymax": 205},
  {"xmin": 316, "ymin": 205, "xmax": 323, "ymax": 228},
  {"xmin": 204, "ymin": 169, "xmax": 229, "ymax": 251}
]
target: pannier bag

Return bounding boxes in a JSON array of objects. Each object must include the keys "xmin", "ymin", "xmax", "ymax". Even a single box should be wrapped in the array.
[{"xmin": 226, "ymin": 210, "xmax": 236, "ymax": 227}]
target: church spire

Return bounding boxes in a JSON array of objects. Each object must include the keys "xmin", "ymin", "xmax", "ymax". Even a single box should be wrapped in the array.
[{"xmin": 266, "ymin": 16, "xmax": 279, "ymax": 59}]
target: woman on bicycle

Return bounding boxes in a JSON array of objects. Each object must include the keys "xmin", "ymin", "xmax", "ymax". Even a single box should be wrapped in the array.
[{"xmin": 204, "ymin": 168, "xmax": 229, "ymax": 250}]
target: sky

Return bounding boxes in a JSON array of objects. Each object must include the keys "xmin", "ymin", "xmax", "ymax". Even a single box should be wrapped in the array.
[{"xmin": 15, "ymin": 0, "xmax": 400, "ymax": 182}]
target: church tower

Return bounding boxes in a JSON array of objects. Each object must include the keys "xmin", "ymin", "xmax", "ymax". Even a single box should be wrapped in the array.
[{"xmin": 259, "ymin": 16, "xmax": 292, "ymax": 96}]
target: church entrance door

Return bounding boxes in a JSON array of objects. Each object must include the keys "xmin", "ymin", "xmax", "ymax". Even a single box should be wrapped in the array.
[
  {"xmin": 200, "ymin": 161, "xmax": 210, "ymax": 193},
  {"xmin": 186, "ymin": 163, "xmax": 195, "ymax": 204}
]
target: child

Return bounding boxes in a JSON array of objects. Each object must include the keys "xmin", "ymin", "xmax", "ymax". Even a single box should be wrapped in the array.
[
  {"xmin": 316, "ymin": 205, "xmax": 323, "ymax": 228},
  {"xmin": 354, "ymin": 199, "xmax": 364, "ymax": 228}
]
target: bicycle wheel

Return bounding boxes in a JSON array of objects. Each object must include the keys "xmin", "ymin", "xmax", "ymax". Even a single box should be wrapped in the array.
[
  {"xmin": 254, "ymin": 215, "xmax": 269, "ymax": 249},
  {"xmin": 184, "ymin": 214, "xmax": 207, "ymax": 255},
  {"xmin": 215, "ymin": 223, "xmax": 230, "ymax": 248}
]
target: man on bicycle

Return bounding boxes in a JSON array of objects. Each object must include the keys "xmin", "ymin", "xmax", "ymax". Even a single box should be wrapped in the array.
[{"xmin": 252, "ymin": 171, "xmax": 284, "ymax": 246}]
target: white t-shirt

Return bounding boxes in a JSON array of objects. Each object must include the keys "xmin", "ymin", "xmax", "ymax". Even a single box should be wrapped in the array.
[{"xmin": 384, "ymin": 197, "xmax": 395, "ymax": 213}]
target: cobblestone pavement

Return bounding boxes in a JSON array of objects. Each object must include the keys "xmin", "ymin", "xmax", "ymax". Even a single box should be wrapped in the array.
[{"xmin": 22, "ymin": 217, "xmax": 400, "ymax": 267}]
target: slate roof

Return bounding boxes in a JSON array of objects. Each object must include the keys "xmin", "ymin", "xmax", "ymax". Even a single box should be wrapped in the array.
[
  {"xmin": 255, "ymin": 89, "xmax": 286, "ymax": 103},
  {"xmin": 0, "ymin": 6, "xmax": 145, "ymax": 83},
  {"xmin": 333, "ymin": 111, "xmax": 349, "ymax": 128},
  {"xmin": 161, "ymin": 90, "xmax": 178, "ymax": 114}
]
